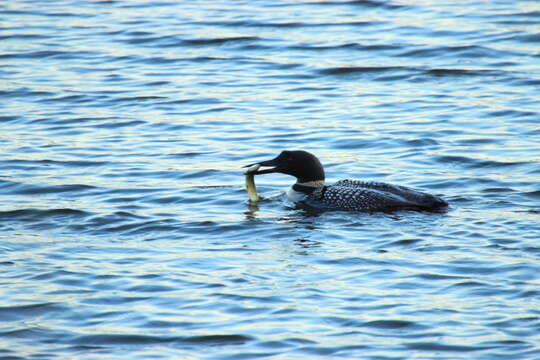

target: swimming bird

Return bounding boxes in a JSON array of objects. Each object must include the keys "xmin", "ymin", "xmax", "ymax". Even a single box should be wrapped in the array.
[{"xmin": 244, "ymin": 150, "xmax": 448, "ymax": 212}]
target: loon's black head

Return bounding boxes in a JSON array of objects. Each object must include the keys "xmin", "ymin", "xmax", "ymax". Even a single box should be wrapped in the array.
[{"xmin": 244, "ymin": 150, "xmax": 325, "ymax": 183}]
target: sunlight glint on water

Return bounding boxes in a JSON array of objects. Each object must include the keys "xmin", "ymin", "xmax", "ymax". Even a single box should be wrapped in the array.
[{"xmin": 1, "ymin": 0, "xmax": 540, "ymax": 359}]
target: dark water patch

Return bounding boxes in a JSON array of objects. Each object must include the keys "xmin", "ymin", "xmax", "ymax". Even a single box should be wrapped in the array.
[
  {"xmin": 404, "ymin": 138, "xmax": 439, "ymax": 147},
  {"xmin": 364, "ymin": 319, "xmax": 421, "ymax": 330},
  {"xmin": 488, "ymin": 317, "xmax": 540, "ymax": 333},
  {"xmin": 46, "ymin": 11, "xmax": 94, "ymax": 18},
  {"xmin": 227, "ymin": 43, "xmax": 278, "ymax": 52},
  {"xmin": 455, "ymin": 138, "xmax": 499, "ymax": 145},
  {"xmin": 0, "ymin": 33, "xmax": 51, "ymax": 41},
  {"xmin": 523, "ymin": 190, "xmax": 540, "ymax": 199},
  {"xmin": 512, "ymin": 33, "xmax": 540, "ymax": 43},
  {"xmin": 0, "ymin": 87, "xmax": 55, "ymax": 99},
  {"xmin": 446, "ymin": 263, "xmax": 510, "ymax": 277},
  {"xmin": 479, "ymin": 339, "xmax": 533, "ymax": 357},
  {"xmin": 85, "ymin": 211, "xmax": 148, "ymax": 231},
  {"xmin": 107, "ymin": 95, "xmax": 167, "ymax": 105},
  {"xmin": 496, "ymin": 16, "xmax": 540, "ymax": 27},
  {"xmin": 416, "ymin": 273, "xmax": 467, "ymax": 281},
  {"xmin": 401, "ymin": 45, "xmax": 513, "ymax": 59},
  {"xmin": 30, "ymin": 116, "xmax": 109, "ymax": 126},
  {"xmin": 125, "ymin": 284, "xmax": 176, "ymax": 293},
  {"xmin": 424, "ymin": 68, "xmax": 503, "ymax": 78},
  {"xmin": 287, "ymin": 86, "xmax": 337, "ymax": 93},
  {"xmin": 0, "ymin": 9, "xmax": 44, "ymax": 16},
  {"xmin": 80, "ymin": 295, "xmax": 150, "ymax": 305},
  {"xmin": 1, "ymin": 159, "xmax": 109, "ymax": 171},
  {"xmin": 0, "ymin": 50, "xmax": 98, "ymax": 60},
  {"xmin": 143, "ymin": 319, "xmax": 198, "ymax": 329},
  {"xmin": 361, "ymin": 43, "xmax": 403, "ymax": 51},
  {"xmin": 0, "ymin": 115, "xmax": 20, "ymax": 122},
  {"xmin": 305, "ymin": 0, "xmax": 406, "ymax": 9},
  {"xmin": 144, "ymin": 195, "xmax": 184, "ymax": 204},
  {"xmin": 176, "ymin": 106, "xmax": 236, "ymax": 115},
  {"xmin": 192, "ymin": 20, "xmax": 379, "ymax": 29},
  {"xmin": 493, "ymin": 10, "xmax": 540, "ymax": 23},
  {"xmin": 30, "ymin": 269, "xmax": 84, "ymax": 282},
  {"xmin": 0, "ymin": 303, "xmax": 65, "ymax": 321},
  {"xmin": 322, "ymin": 316, "xmax": 363, "ymax": 328},
  {"xmin": 180, "ymin": 55, "xmax": 234, "ymax": 63},
  {"xmin": 116, "ymin": 30, "xmax": 153, "ymax": 37},
  {"xmin": 481, "ymin": 339, "xmax": 531, "ymax": 348},
  {"xmin": 0, "ymin": 327, "xmax": 70, "ymax": 343},
  {"xmin": 295, "ymin": 346, "xmax": 339, "ymax": 356},
  {"xmin": 405, "ymin": 342, "xmax": 489, "ymax": 352},
  {"xmin": 525, "ymin": 163, "xmax": 540, "ymax": 175},
  {"xmin": 482, "ymin": 187, "xmax": 514, "ymax": 194},
  {"xmin": 181, "ymin": 36, "xmax": 261, "ymax": 47},
  {"xmin": 104, "ymin": 220, "xmax": 180, "ymax": 236},
  {"xmin": 257, "ymin": 340, "xmax": 293, "ymax": 350},
  {"xmin": 41, "ymin": 94, "xmax": 97, "ymax": 105},
  {"xmin": 290, "ymin": 42, "xmax": 400, "ymax": 51},
  {"xmin": 184, "ymin": 334, "xmax": 254, "ymax": 346},
  {"xmin": 486, "ymin": 109, "xmax": 538, "ymax": 118},
  {"xmin": 104, "ymin": 187, "xmax": 163, "ymax": 195},
  {"xmin": 164, "ymin": 151, "xmax": 214, "ymax": 159},
  {"xmin": 386, "ymin": 238, "xmax": 422, "ymax": 247},
  {"xmin": 156, "ymin": 97, "xmax": 222, "ymax": 106},
  {"xmin": 0, "ymin": 208, "xmax": 91, "ymax": 222},
  {"xmin": 133, "ymin": 56, "xmax": 181, "ymax": 64},
  {"xmin": 192, "ymin": 20, "xmax": 304, "ymax": 28},
  {"xmin": 213, "ymin": 293, "xmax": 286, "ymax": 304},
  {"xmin": 318, "ymin": 65, "xmax": 405, "ymax": 76},
  {"xmin": 122, "ymin": 34, "xmax": 173, "ymax": 45},
  {"xmin": 71, "ymin": 333, "xmax": 252, "ymax": 346},
  {"xmin": 143, "ymin": 80, "xmax": 171, "ymax": 86},
  {"xmin": 93, "ymin": 119, "xmax": 146, "ymax": 129},
  {"xmin": 117, "ymin": 1, "xmax": 186, "ymax": 9},
  {"xmin": 9, "ymin": 183, "xmax": 98, "ymax": 196},
  {"xmin": 271, "ymin": 62, "xmax": 304, "ymax": 71},
  {"xmin": 515, "ymin": 289, "xmax": 540, "ymax": 300}
]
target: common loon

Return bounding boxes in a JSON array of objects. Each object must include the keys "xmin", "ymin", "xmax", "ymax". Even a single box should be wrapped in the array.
[{"xmin": 244, "ymin": 150, "xmax": 448, "ymax": 212}]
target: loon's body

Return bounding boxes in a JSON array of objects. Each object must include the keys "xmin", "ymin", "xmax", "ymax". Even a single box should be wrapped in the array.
[{"xmin": 245, "ymin": 150, "xmax": 447, "ymax": 212}]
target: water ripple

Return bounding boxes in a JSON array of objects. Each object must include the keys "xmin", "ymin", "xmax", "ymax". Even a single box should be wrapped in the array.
[{"xmin": 2, "ymin": 0, "xmax": 540, "ymax": 359}]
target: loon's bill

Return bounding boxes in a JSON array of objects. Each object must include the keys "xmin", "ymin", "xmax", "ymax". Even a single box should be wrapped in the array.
[
  {"xmin": 243, "ymin": 158, "xmax": 282, "ymax": 175},
  {"xmin": 244, "ymin": 150, "xmax": 448, "ymax": 212}
]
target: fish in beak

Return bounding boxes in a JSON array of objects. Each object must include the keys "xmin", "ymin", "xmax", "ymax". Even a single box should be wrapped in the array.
[{"xmin": 243, "ymin": 155, "xmax": 282, "ymax": 175}]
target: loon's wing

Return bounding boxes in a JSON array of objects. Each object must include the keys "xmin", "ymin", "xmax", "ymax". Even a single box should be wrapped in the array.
[
  {"xmin": 306, "ymin": 186, "xmax": 409, "ymax": 212},
  {"xmin": 330, "ymin": 179, "xmax": 447, "ymax": 210}
]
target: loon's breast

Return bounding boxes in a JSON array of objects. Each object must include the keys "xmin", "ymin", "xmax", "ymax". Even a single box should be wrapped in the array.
[
  {"xmin": 287, "ymin": 187, "xmax": 307, "ymax": 202},
  {"xmin": 302, "ymin": 179, "xmax": 447, "ymax": 212}
]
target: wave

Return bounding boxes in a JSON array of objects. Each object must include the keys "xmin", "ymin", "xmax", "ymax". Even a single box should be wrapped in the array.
[{"xmin": 318, "ymin": 66, "xmax": 405, "ymax": 75}]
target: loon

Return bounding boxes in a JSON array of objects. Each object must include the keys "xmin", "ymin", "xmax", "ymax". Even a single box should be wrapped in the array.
[{"xmin": 244, "ymin": 150, "xmax": 448, "ymax": 212}]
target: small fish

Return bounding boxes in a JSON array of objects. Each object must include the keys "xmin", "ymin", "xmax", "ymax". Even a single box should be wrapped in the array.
[{"xmin": 244, "ymin": 163, "xmax": 261, "ymax": 202}]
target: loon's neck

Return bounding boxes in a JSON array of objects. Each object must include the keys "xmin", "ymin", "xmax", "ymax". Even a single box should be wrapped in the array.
[{"xmin": 292, "ymin": 180, "xmax": 325, "ymax": 194}]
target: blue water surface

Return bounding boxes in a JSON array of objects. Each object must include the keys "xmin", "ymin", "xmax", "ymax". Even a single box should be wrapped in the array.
[{"xmin": 1, "ymin": 0, "xmax": 540, "ymax": 359}]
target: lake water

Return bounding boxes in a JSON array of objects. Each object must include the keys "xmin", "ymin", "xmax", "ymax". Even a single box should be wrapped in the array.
[{"xmin": 1, "ymin": 0, "xmax": 540, "ymax": 359}]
